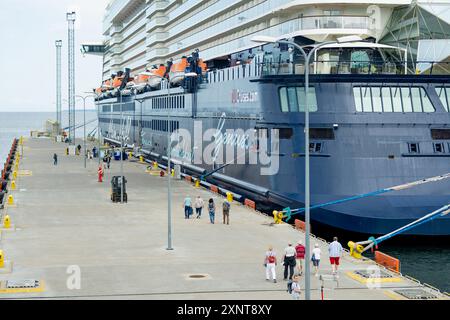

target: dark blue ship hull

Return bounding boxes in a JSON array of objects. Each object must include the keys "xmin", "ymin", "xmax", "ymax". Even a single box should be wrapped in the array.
[{"xmin": 97, "ymin": 72, "xmax": 450, "ymax": 236}]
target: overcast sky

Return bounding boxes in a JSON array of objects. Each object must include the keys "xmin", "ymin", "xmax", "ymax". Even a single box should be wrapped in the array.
[{"xmin": 0, "ymin": 0, "xmax": 108, "ymax": 112}]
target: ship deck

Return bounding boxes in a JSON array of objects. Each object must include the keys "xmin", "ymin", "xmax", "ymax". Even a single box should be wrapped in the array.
[{"xmin": 0, "ymin": 137, "xmax": 447, "ymax": 300}]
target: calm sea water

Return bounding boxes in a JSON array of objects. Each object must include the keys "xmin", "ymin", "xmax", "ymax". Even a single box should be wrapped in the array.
[
  {"xmin": 0, "ymin": 111, "xmax": 97, "ymax": 161},
  {"xmin": 1, "ymin": 112, "xmax": 449, "ymax": 293}
]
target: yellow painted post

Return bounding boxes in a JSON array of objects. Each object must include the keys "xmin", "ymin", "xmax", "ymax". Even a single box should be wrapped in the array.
[
  {"xmin": 226, "ymin": 192, "xmax": 233, "ymax": 202},
  {"xmin": 3, "ymin": 215, "xmax": 11, "ymax": 229},
  {"xmin": 277, "ymin": 211, "xmax": 284, "ymax": 224},
  {"xmin": 272, "ymin": 211, "xmax": 279, "ymax": 223},
  {"xmin": 11, "ymin": 180, "xmax": 16, "ymax": 191},
  {"xmin": 348, "ymin": 241, "xmax": 364, "ymax": 259},
  {"xmin": 171, "ymin": 169, "xmax": 175, "ymax": 177},
  {"xmin": 7, "ymin": 195, "xmax": 14, "ymax": 205},
  {"xmin": 153, "ymin": 161, "xmax": 158, "ymax": 170},
  {"xmin": 0, "ymin": 250, "xmax": 4, "ymax": 268},
  {"xmin": 195, "ymin": 180, "xmax": 200, "ymax": 188},
  {"xmin": 140, "ymin": 156, "xmax": 144, "ymax": 163},
  {"xmin": 12, "ymin": 171, "xmax": 17, "ymax": 180},
  {"xmin": 128, "ymin": 152, "xmax": 133, "ymax": 159}
]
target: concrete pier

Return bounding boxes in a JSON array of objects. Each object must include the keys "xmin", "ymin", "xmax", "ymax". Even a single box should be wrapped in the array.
[{"xmin": 0, "ymin": 138, "xmax": 447, "ymax": 300}]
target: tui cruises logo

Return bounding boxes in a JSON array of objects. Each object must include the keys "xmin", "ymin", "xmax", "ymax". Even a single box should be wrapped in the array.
[{"xmin": 231, "ymin": 89, "xmax": 258, "ymax": 104}]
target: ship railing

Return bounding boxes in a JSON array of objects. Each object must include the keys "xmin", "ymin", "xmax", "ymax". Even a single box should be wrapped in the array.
[
  {"xmin": 258, "ymin": 60, "xmax": 450, "ymax": 76},
  {"xmin": 205, "ymin": 60, "xmax": 450, "ymax": 85}
]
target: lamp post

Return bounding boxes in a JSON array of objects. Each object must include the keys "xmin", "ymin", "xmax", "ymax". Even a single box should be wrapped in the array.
[
  {"xmin": 66, "ymin": 11, "xmax": 76, "ymax": 145},
  {"xmin": 143, "ymin": 73, "xmax": 197, "ymax": 250},
  {"xmin": 76, "ymin": 94, "xmax": 97, "ymax": 169},
  {"xmin": 55, "ymin": 40, "xmax": 62, "ymax": 134},
  {"xmin": 252, "ymin": 35, "xmax": 363, "ymax": 300}
]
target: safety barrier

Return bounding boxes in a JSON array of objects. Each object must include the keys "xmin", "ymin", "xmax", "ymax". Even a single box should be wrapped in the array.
[
  {"xmin": 294, "ymin": 219, "xmax": 306, "ymax": 231},
  {"xmin": 244, "ymin": 199, "xmax": 256, "ymax": 210},
  {"xmin": 375, "ymin": 251, "xmax": 401, "ymax": 273}
]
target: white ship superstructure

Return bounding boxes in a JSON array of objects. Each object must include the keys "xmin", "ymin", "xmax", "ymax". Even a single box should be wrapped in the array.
[{"xmin": 101, "ymin": 0, "xmax": 450, "ymax": 78}]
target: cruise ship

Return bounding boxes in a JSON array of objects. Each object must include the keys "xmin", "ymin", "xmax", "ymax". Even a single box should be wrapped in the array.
[{"xmin": 87, "ymin": 0, "xmax": 450, "ymax": 236}]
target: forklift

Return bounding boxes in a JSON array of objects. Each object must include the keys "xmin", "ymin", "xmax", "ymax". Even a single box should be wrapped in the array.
[{"xmin": 111, "ymin": 176, "xmax": 128, "ymax": 203}]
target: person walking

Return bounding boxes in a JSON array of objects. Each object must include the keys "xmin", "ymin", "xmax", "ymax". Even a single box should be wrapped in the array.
[
  {"xmin": 329, "ymin": 237, "xmax": 343, "ymax": 275},
  {"xmin": 222, "ymin": 199, "xmax": 230, "ymax": 225},
  {"xmin": 183, "ymin": 196, "xmax": 193, "ymax": 219},
  {"xmin": 194, "ymin": 196, "xmax": 204, "ymax": 219},
  {"xmin": 53, "ymin": 153, "xmax": 58, "ymax": 166},
  {"xmin": 295, "ymin": 240, "xmax": 306, "ymax": 275},
  {"xmin": 311, "ymin": 243, "xmax": 322, "ymax": 276},
  {"xmin": 107, "ymin": 154, "xmax": 111, "ymax": 169},
  {"xmin": 283, "ymin": 242, "xmax": 297, "ymax": 281},
  {"xmin": 264, "ymin": 246, "xmax": 277, "ymax": 283},
  {"xmin": 208, "ymin": 198, "xmax": 216, "ymax": 224},
  {"xmin": 290, "ymin": 275, "xmax": 301, "ymax": 300},
  {"xmin": 97, "ymin": 165, "xmax": 104, "ymax": 183}
]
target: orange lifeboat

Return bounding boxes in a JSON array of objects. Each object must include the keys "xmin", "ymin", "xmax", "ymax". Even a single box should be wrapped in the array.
[
  {"xmin": 169, "ymin": 57, "xmax": 189, "ymax": 86},
  {"xmin": 199, "ymin": 59, "xmax": 207, "ymax": 75},
  {"xmin": 148, "ymin": 64, "xmax": 167, "ymax": 88}
]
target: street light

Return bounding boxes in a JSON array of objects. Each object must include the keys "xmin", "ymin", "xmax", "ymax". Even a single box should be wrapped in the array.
[
  {"xmin": 75, "ymin": 94, "xmax": 97, "ymax": 169},
  {"xmin": 139, "ymin": 73, "xmax": 197, "ymax": 251},
  {"xmin": 252, "ymin": 34, "xmax": 363, "ymax": 300}
]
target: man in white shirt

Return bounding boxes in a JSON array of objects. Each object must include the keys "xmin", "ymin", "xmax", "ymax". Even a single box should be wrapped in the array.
[
  {"xmin": 194, "ymin": 196, "xmax": 204, "ymax": 219},
  {"xmin": 283, "ymin": 242, "xmax": 297, "ymax": 280},
  {"xmin": 328, "ymin": 237, "xmax": 343, "ymax": 274}
]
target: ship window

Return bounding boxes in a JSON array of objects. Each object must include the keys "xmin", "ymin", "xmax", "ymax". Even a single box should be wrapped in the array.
[
  {"xmin": 362, "ymin": 87, "xmax": 372, "ymax": 112},
  {"xmin": 431, "ymin": 129, "xmax": 450, "ymax": 140},
  {"xmin": 408, "ymin": 143, "xmax": 420, "ymax": 154},
  {"xmin": 392, "ymin": 87, "xmax": 403, "ymax": 112},
  {"xmin": 436, "ymin": 87, "xmax": 450, "ymax": 112},
  {"xmin": 371, "ymin": 87, "xmax": 383, "ymax": 113},
  {"xmin": 309, "ymin": 143, "xmax": 323, "ymax": 153},
  {"xmin": 401, "ymin": 88, "xmax": 413, "ymax": 112},
  {"xmin": 354, "ymin": 86, "xmax": 435, "ymax": 113},
  {"xmin": 353, "ymin": 87, "xmax": 363, "ymax": 112},
  {"xmin": 434, "ymin": 143, "xmax": 445, "ymax": 153},
  {"xmin": 279, "ymin": 128, "xmax": 293, "ymax": 139},
  {"xmin": 279, "ymin": 87, "xmax": 318, "ymax": 113},
  {"xmin": 310, "ymin": 128, "xmax": 335, "ymax": 140},
  {"xmin": 280, "ymin": 87, "xmax": 289, "ymax": 112},
  {"xmin": 381, "ymin": 87, "xmax": 393, "ymax": 112}
]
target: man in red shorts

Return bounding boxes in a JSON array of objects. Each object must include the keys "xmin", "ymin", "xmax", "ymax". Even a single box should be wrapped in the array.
[{"xmin": 328, "ymin": 237, "xmax": 343, "ymax": 275}]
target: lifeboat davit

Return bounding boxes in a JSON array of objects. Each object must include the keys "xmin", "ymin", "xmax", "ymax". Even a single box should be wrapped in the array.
[{"xmin": 169, "ymin": 57, "xmax": 189, "ymax": 86}]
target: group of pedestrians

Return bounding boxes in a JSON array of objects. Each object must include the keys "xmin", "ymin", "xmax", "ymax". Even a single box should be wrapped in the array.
[
  {"xmin": 183, "ymin": 196, "xmax": 231, "ymax": 225},
  {"xmin": 264, "ymin": 237, "xmax": 344, "ymax": 300}
]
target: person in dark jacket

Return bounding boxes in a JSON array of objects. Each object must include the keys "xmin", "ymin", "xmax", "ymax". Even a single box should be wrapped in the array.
[
  {"xmin": 283, "ymin": 242, "xmax": 297, "ymax": 281},
  {"xmin": 53, "ymin": 153, "xmax": 58, "ymax": 165}
]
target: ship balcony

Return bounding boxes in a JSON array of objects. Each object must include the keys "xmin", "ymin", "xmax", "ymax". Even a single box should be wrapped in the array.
[
  {"xmin": 146, "ymin": 16, "xmax": 170, "ymax": 34},
  {"xmin": 146, "ymin": 32, "xmax": 169, "ymax": 47},
  {"xmin": 281, "ymin": 15, "xmax": 370, "ymax": 41}
]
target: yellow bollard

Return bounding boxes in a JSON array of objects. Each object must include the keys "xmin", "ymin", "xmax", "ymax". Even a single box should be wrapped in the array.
[
  {"xmin": 171, "ymin": 169, "xmax": 175, "ymax": 177},
  {"xmin": 3, "ymin": 215, "xmax": 11, "ymax": 229},
  {"xmin": 0, "ymin": 250, "xmax": 4, "ymax": 268},
  {"xmin": 129, "ymin": 152, "xmax": 133, "ymax": 159},
  {"xmin": 11, "ymin": 180, "xmax": 16, "ymax": 191},
  {"xmin": 140, "ymin": 156, "xmax": 144, "ymax": 163},
  {"xmin": 272, "ymin": 211, "xmax": 279, "ymax": 223},
  {"xmin": 195, "ymin": 180, "xmax": 200, "ymax": 188},
  {"xmin": 226, "ymin": 192, "xmax": 233, "ymax": 203},
  {"xmin": 12, "ymin": 171, "xmax": 17, "ymax": 180},
  {"xmin": 277, "ymin": 211, "xmax": 284, "ymax": 224},
  {"xmin": 153, "ymin": 161, "xmax": 158, "ymax": 169},
  {"xmin": 7, "ymin": 195, "xmax": 14, "ymax": 206},
  {"xmin": 348, "ymin": 241, "xmax": 364, "ymax": 259}
]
